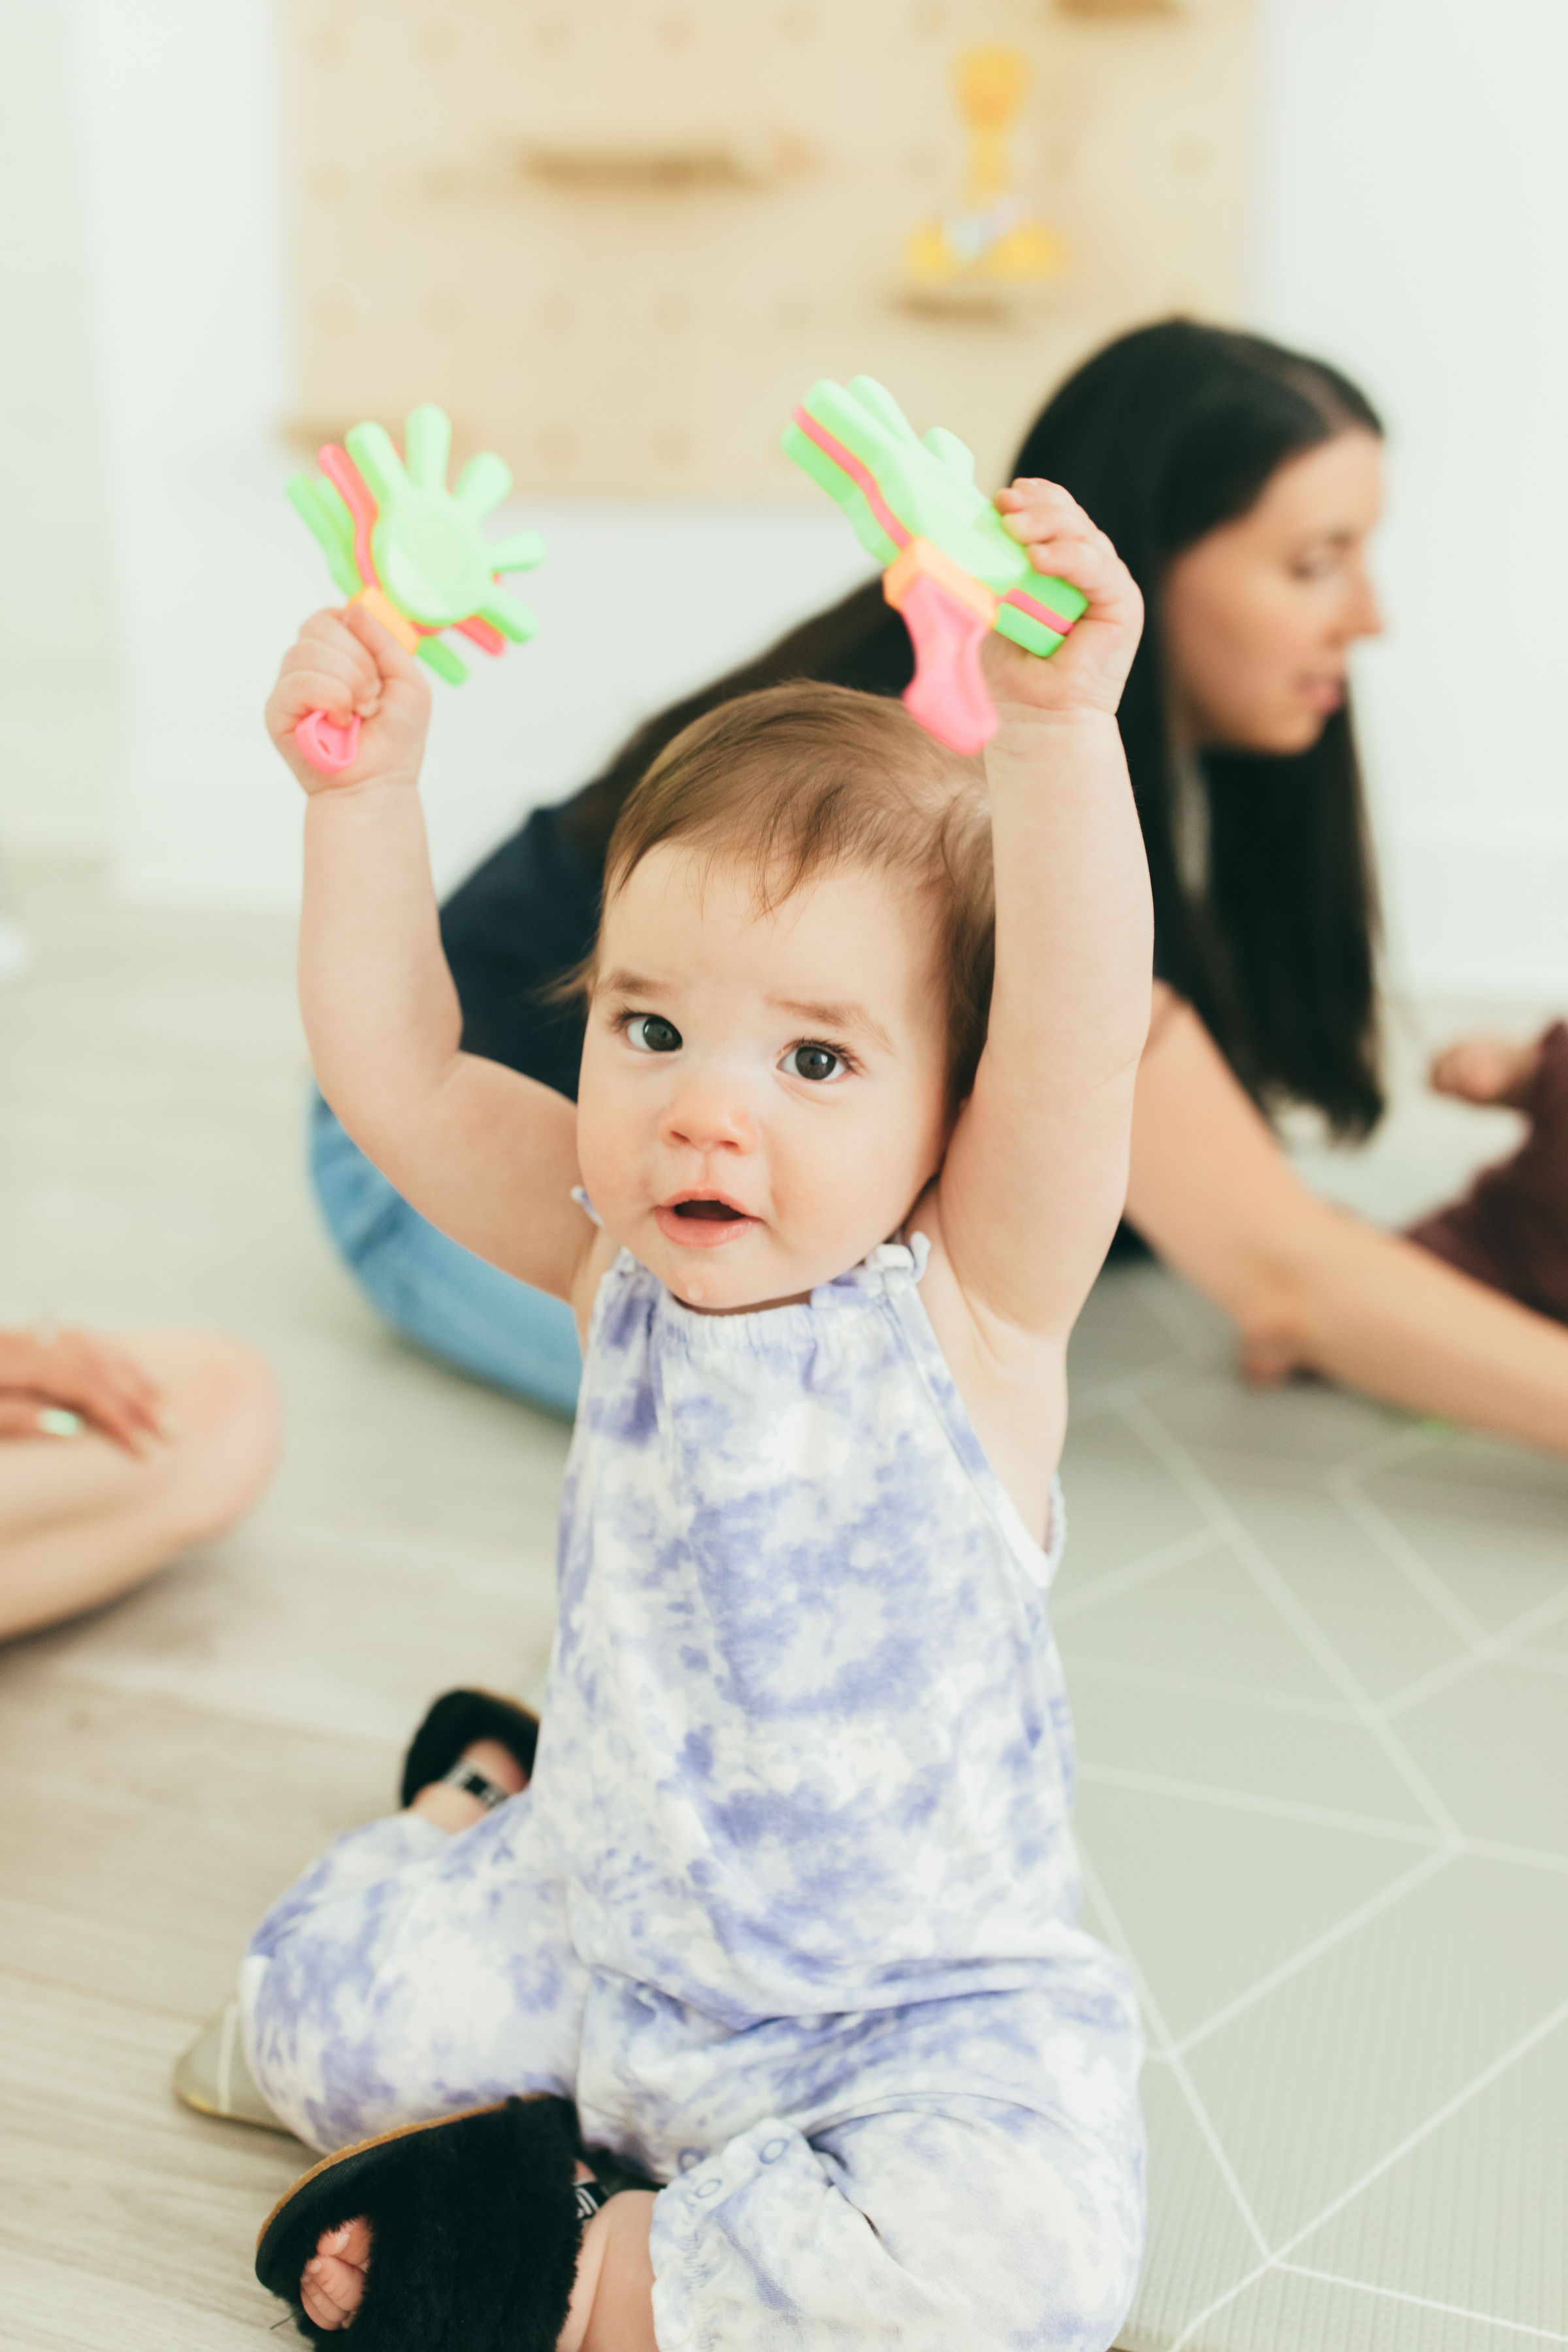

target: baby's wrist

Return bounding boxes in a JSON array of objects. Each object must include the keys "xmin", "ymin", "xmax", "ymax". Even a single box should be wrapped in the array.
[
  {"xmin": 987, "ymin": 705, "xmax": 1121, "ymax": 753},
  {"xmin": 302, "ymin": 763, "xmax": 424, "ymax": 809}
]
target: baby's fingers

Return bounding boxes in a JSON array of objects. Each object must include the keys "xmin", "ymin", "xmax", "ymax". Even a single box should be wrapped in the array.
[
  {"xmin": 339, "ymin": 595, "xmax": 429, "ymax": 694},
  {"xmin": 283, "ymin": 613, "xmax": 382, "ymax": 719},
  {"xmin": 1028, "ymin": 527, "xmax": 1139, "ymax": 624}
]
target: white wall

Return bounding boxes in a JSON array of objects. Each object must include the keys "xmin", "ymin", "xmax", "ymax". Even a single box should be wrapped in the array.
[
  {"xmin": 0, "ymin": 4, "xmax": 116, "ymax": 853},
  {"xmin": 1250, "ymin": 0, "xmax": 1568, "ymax": 1000},
  {"xmin": 47, "ymin": 0, "xmax": 866, "ymax": 907},
  {"xmin": 22, "ymin": 0, "xmax": 1568, "ymax": 1000}
]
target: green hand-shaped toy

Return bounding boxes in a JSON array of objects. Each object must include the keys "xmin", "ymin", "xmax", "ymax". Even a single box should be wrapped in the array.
[
  {"xmin": 783, "ymin": 376, "xmax": 1086, "ymax": 754},
  {"xmin": 287, "ymin": 404, "xmax": 544, "ymax": 774}
]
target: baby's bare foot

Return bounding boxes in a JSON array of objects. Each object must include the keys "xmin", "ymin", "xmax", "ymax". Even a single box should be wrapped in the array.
[
  {"xmin": 1429, "ymin": 1034, "xmax": 1542, "ymax": 1109},
  {"xmin": 301, "ymin": 2216, "xmax": 372, "ymax": 2330},
  {"xmin": 297, "ymin": 2163, "xmax": 600, "ymax": 2328}
]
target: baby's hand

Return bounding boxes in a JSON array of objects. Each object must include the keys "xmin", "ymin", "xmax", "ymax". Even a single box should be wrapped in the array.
[
  {"xmin": 265, "ymin": 602, "xmax": 432, "ymax": 795},
  {"xmin": 985, "ymin": 481, "xmax": 1142, "ymax": 719}
]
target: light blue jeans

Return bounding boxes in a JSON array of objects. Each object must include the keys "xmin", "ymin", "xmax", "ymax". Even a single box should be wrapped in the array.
[{"xmin": 308, "ymin": 1092, "xmax": 581, "ymax": 1418}]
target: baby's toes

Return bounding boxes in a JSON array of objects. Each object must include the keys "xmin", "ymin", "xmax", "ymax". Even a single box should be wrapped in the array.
[
  {"xmin": 301, "ymin": 2251, "xmax": 369, "ymax": 2328},
  {"xmin": 300, "ymin": 2270, "xmax": 348, "ymax": 2329},
  {"xmin": 320, "ymin": 2216, "xmax": 374, "ymax": 2269}
]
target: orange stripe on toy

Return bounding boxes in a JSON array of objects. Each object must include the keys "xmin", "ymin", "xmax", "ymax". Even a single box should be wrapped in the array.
[
  {"xmin": 884, "ymin": 537, "xmax": 996, "ymax": 627},
  {"xmin": 357, "ymin": 583, "xmax": 421, "ymax": 654}
]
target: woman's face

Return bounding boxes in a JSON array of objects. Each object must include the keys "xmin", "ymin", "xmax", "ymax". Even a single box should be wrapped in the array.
[{"xmin": 1161, "ymin": 429, "xmax": 1384, "ymax": 755}]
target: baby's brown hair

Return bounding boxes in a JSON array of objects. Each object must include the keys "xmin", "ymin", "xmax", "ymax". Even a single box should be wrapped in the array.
[{"xmin": 592, "ymin": 680, "xmax": 994, "ymax": 1113}]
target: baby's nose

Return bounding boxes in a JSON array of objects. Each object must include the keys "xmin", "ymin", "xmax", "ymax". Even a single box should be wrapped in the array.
[{"xmin": 661, "ymin": 1071, "xmax": 756, "ymax": 1152}]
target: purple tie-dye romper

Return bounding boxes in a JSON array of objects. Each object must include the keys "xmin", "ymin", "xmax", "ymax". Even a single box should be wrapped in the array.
[{"xmin": 241, "ymin": 1235, "xmax": 1145, "ymax": 2349}]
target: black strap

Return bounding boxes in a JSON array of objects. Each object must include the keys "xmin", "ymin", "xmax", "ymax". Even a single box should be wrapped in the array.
[{"xmin": 574, "ymin": 2178, "xmax": 611, "ymax": 2225}]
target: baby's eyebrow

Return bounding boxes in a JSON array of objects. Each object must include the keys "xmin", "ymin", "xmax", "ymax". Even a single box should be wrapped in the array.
[
  {"xmin": 772, "ymin": 996, "xmax": 894, "ymax": 1054},
  {"xmin": 597, "ymin": 968, "xmax": 665, "ymax": 1000}
]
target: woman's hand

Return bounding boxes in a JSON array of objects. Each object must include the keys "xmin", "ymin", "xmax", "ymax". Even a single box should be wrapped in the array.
[
  {"xmin": 985, "ymin": 480, "xmax": 1143, "ymax": 719},
  {"xmin": 0, "ymin": 1328, "xmax": 171, "ymax": 1453},
  {"xmin": 265, "ymin": 602, "xmax": 433, "ymax": 796}
]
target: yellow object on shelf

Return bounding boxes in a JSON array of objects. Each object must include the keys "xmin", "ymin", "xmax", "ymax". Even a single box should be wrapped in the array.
[{"xmin": 904, "ymin": 48, "xmax": 1066, "ymax": 291}]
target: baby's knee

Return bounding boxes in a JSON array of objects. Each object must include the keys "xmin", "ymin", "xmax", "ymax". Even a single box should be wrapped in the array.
[
  {"xmin": 140, "ymin": 1333, "xmax": 280, "ymax": 1546},
  {"xmin": 832, "ymin": 2100, "xmax": 1144, "ymax": 2349}
]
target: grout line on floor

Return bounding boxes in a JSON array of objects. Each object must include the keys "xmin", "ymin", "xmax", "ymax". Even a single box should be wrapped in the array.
[
  {"xmin": 1050, "ymin": 1526, "xmax": 1222, "ymax": 1625},
  {"xmin": 1267, "ymin": 1994, "xmax": 1568, "ymax": 2273},
  {"xmin": 1076, "ymin": 1762, "xmax": 1445, "ymax": 1848},
  {"xmin": 1273, "ymin": 2263, "xmax": 1568, "ymax": 2344},
  {"xmin": 1326, "ymin": 1471, "xmax": 1490, "ymax": 1650},
  {"xmin": 1168, "ymin": 1848, "xmax": 1456, "ymax": 2059},
  {"xmin": 1450, "ymin": 1831, "xmax": 1568, "ymax": 1878},
  {"xmin": 1165, "ymin": 2253, "xmax": 1275, "ymax": 2352},
  {"xmin": 1378, "ymin": 1578, "xmax": 1568, "ymax": 1719},
  {"xmin": 1077, "ymin": 1848, "xmax": 1273, "ymax": 2266},
  {"xmin": 1119, "ymin": 1395, "xmax": 1466, "ymax": 1846},
  {"xmin": 1060, "ymin": 1655, "xmax": 1356, "ymax": 1721}
]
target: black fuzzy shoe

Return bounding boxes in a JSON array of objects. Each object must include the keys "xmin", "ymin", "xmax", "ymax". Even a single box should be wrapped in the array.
[
  {"xmin": 255, "ymin": 2096, "xmax": 583, "ymax": 2350},
  {"xmin": 399, "ymin": 1688, "xmax": 540, "ymax": 1808}
]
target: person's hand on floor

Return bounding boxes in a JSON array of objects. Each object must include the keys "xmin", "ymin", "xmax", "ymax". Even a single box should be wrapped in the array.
[{"xmin": 0, "ymin": 1326, "xmax": 173, "ymax": 1453}]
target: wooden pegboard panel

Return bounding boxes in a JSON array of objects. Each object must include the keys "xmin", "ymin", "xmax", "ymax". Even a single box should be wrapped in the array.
[{"xmin": 281, "ymin": 0, "xmax": 1252, "ymax": 499}]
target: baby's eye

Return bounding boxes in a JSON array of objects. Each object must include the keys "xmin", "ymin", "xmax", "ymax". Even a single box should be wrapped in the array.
[
  {"xmin": 783, "ymin": 1042, "xmax": 847, "ymax": 1084},
  {"xmin": 626, "ymin": 1015, "xmax": 682, "ymax": 1054}
]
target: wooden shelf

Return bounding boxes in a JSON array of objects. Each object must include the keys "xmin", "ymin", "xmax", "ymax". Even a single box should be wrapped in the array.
[{"xmin": 519, "ymin": 131, "xmax": 813, "ymax": 193}]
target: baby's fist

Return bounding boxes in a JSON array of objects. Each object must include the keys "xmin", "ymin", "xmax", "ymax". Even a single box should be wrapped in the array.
[
  {"xmin": 986, "ymin": 481, "xmax": 1143, "ymax": 719},
  {"xmin": 266, "ymin": 602, "xmax": 431, "ymax": 794}
]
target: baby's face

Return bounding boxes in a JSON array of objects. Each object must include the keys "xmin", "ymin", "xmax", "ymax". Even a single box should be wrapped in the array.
[{"xmin": 576, "ymin": 845, "xmax": 953, "ymax": 1313}]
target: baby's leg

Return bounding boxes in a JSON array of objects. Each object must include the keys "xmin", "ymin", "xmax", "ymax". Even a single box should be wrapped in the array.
[
  {"xmin": 241, "ymin": 1790, "xmax": 585, "ymax": 2155},
  {"xmin": 643, "ymin": 1958, "xmax": 1145, "ymax": 2352},
  {"xmin": 651, "ymin": 2093, "xmax": 1143, "ymax": 2352}
]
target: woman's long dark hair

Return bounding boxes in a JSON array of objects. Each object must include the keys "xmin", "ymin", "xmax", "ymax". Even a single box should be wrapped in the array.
[{"xmin": 559, "ymin": 319, "xmax": 1386, "ymax": 1132}]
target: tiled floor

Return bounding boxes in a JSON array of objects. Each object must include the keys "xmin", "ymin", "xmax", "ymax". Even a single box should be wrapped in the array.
[
  {"xmin": 1, "ymin": 859, "xmax": 1563, "ymax": 2349},
  {"xmin": 1060, "ymin": 1281, "xmax": 1568, "ymax": 2349}
]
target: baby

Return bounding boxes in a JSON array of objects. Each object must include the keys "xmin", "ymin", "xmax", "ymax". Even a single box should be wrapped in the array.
[{"xmin": 245, "ymin": 476, "xmax": 1152, "ymax": 2352}]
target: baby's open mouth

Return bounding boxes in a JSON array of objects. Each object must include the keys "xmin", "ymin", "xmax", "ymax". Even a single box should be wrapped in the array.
[{"xmin": 672, "ymin": 1198, "xmax": 745, "ymax": 1221}]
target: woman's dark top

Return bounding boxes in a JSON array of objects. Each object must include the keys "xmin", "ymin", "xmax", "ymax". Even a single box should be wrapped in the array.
[{"xmin": 440, "ymin": 803, "xmax": 598, "ymax": 1102}]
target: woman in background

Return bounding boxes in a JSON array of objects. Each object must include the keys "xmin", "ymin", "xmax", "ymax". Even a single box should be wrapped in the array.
[
  {"xmin": 0, "ymin": 1324, "xmax": 277, "ymax": 1640},
  {"xmin": 308, "ymin": 318, "xmax": 1568, "ymax": 1458}
]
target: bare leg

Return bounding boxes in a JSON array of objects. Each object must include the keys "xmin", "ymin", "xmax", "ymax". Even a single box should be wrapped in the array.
[
  {"xmin": 563, "ymin": 2192, "xmax": 657, "ymax": 2352},
  {"xmin": 0, "ymin": 1330, "xmax": 278, "ymax": 1640}
]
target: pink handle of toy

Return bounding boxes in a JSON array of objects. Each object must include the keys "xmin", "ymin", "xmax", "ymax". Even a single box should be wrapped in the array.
[
  {"xmin": 897, "ymin": 574, "xmax": 998, "ymax": 757},
  {"xmin": 295, "ymin": 710, "xmax": 363, "ymax": 776}
]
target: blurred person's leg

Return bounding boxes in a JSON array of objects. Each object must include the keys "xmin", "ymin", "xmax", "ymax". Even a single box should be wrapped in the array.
[
  {"xmin": 308, "ymin": 1090, "xmax": 581, "ymax": 1416},
  {"xmin": 1412, "ymin": 1021, "xmax": 1568, "ymax": 1322},
  {"xmin": 0, "ymin": 1331, "xmax": 278, "ymax": 1639}
]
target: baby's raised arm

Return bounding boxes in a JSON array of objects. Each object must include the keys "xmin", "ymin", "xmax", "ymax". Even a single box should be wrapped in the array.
[
  {"xmin": 933, "ymin": 485, "xmax": 1152, "ymax": 1354},
  {"xmin": 266, "ymin": 605, "xmax": 594, "ymax": 1306}
]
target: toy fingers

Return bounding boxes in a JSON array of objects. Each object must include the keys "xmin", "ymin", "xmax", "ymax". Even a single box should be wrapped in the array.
[
  {"xmin": 286, "ymin": 406, "xmax": 546, "ymax": 774},
  {"xmin": 783, "ymin": 375, "xmax": 1086, "ymax": 755}
]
